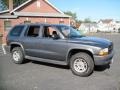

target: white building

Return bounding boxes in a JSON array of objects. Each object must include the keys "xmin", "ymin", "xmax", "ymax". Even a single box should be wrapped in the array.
[
  {"xmin": 79, "ymin": 23, "xmax": 98, "ymax": 33},
  {"xmin": 115, "ymin": 21, "xmax": 120, "ymax": 31},
  {"xmin": 97, "ymin": 19, "xmax": 117, "ymax": 32},
  {"xmin": 79, "ymin": 19, "xmax": 120, "ymax": 33}
]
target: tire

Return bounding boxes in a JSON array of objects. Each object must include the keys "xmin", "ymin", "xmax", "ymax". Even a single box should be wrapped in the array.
[
  {"xmin": 70, "ymin": 52, "xmax": 94, "ymax": 77},
  {"xmin": 11, "ymin": 47, "xmax": 25, "ymax": 64}
]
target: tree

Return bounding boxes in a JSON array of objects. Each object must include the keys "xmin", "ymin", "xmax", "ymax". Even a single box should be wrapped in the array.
[
  {"xmin": 84, "ymin": 18, "xmax": 91, "ymax": 23},
  {"xmin": 13, "ymin": 0, "xmax": 27, "ymax": 8},
  {"xmin": 76, "ymin": 20, "xmax": 83, "ymax": 28},
  {"xmin": 0, "ymin": 0, "xmax": 27, "ymax": 11},
  {"xmin": 64, "ymin": 11, "xmax": 77, "ymax": 21},
  {"xmin": 64, "ymin": 11, "xmax": 78, "ymax": 27},
  {"xmin": 0, "ymin": 0, "xmax": 8, "ymax": 11}
]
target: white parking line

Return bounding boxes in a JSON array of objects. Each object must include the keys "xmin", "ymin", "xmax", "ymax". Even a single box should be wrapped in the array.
[{"xmin": 2, "ymin": 44, "xmax": 6, "ymax": 54}]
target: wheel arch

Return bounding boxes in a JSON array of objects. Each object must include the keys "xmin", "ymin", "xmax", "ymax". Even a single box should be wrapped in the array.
[
  {"xmin": 10, "ymin": 42, "xmax": 25, "ymax": 54},
  {"xmin": 66, "ymin": 48, "xmax": 94, "ymax": 65}
]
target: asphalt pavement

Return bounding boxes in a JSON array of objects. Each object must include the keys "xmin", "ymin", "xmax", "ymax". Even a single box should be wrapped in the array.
[{"xmin": 0, "ymin": 33, "xmax": 120, "ymax": 90}]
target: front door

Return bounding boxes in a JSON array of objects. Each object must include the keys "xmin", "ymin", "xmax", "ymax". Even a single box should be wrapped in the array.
[{"xmin": 38, "ymin": 25, "xmax": 68, "ymax": 61}]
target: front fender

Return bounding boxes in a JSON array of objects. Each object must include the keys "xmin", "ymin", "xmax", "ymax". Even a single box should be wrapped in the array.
[{"xmin": 66, "ymin": 47, "xmax": 94, "ymax": 64}]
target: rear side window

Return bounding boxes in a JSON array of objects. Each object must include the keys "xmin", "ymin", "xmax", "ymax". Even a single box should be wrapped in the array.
[
  {"xmin": 10, "ymin": 26, "xmax": 24, "ymax": 37},
  {"xmin": 26, "ymin": 26, "xmax": 40, "ymax": 37}
]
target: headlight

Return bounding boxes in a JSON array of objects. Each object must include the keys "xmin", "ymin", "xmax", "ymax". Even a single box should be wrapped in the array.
[{"xmin": 99, "ymin": 48, "xmax": 109, "ymax": 56}]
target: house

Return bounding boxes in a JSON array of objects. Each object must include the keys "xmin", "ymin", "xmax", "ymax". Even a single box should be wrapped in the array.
[
  {"xmin": 115, "ymin": 21, "xmax": 120, "ymax": 31},
  {"xmin": 0, "ymin": 0, "xmax": 71, "ymax": 44},
  {"xmin": 78, "ymin": 23, "xmax": 98, "ymax": 33},
  {"xmin": 97, "ymin": 19, "xmax": 117, "ymax": 32}
]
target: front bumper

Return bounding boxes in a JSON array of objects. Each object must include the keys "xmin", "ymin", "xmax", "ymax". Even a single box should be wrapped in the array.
[{"xmin": 94, "ymin": 51, "xmax": 114, "ymax": 65}]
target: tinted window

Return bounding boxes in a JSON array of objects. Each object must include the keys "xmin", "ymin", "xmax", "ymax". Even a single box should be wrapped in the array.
[
  {"xmin": 26, "ymin": 26, "xmax": 40, "ymax": 37},
  {"xmin": 10, "ymin": 26, "xmax": 24, "ymax": 37},
  {"xmin": 43, "ymin": 26, "xmax": 59, "ymax": 38}
]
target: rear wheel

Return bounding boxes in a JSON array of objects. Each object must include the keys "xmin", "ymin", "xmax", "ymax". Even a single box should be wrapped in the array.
[
  {"xmin": 70, "ymin": 52, "xmax": 94, "ymax": 77},
  {"xmin": 11, "ymin": 47, "xmax": 25, "ymax": 64}
]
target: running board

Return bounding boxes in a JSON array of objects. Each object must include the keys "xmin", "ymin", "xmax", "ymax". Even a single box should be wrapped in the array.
[{"xmin": 25, "ymin": 55, "xmax": 67, "ymax": 65}]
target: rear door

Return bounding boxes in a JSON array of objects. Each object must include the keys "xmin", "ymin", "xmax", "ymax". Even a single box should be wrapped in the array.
[{"xmin": 22, "ymin": 25, "xmax": 42, "ymax": 57}]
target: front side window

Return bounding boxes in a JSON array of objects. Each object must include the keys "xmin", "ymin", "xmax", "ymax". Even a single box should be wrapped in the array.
[
  {"xmin": 4, "ymin": 21, "xmax": 12, "ymax": 31},
  {"xmin": 10, "ymin": 26, "xmax": 24, "ymax": 37},
  {"xmin": 26, "ymin": 26, "xmax": 40, "ymax": 37},
  {"xmin": 43, "ymin": 26, "xmax": 59, "ymax": 38}
]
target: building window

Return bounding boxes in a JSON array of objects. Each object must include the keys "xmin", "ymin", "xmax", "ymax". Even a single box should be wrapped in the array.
[
  {"xmin": 59, "ymin": 21, "xmax": 64, "ymax": 24},
  {"xmin": 24, "ymin": 21, "xmax": 31, "ymax": 24},
  {"xmin": 4, "ymin": 21, "xmax": 12, "ymax": 31}
]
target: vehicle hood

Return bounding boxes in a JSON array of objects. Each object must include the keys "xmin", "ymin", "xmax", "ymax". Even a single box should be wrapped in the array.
[{"xmin": 68, "ymin": 36, "xmax": 112, "ymax": 48}]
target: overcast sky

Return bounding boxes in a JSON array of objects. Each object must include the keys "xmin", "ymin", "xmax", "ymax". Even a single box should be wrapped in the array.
[{"xmin": 49, "ymin": 0, "xmax": 120, "ymax": 21}]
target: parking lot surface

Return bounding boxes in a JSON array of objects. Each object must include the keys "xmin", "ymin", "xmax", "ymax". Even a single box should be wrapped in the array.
[
  {"xmin": 0, "ymin": 45, "xmax": 4, "ymax": 56},
  {"xmin": 0, "ymin": 33, "xmax": 120, "ymax": 90}
]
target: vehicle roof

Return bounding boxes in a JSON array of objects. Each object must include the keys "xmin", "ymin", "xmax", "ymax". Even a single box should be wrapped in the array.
[{"xmin": 15, "ymin": 23, "xmax": 69, "ymax": 27}]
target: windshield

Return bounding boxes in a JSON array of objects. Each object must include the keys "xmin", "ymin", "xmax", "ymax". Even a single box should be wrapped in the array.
[{"xmin": 56, "ymin": 25, "xmax": 84, "ymax": 38}]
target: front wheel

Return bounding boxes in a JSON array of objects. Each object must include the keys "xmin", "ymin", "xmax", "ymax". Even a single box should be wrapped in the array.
[{"xmin": 70, "ymin": 52, "xmax": 94, "ymax": 77}]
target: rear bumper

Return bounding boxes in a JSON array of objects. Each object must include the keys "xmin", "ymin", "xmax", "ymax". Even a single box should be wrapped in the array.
[{"xmin": 94, "ymin": 51, "xmax": 114, "ymax": 65}]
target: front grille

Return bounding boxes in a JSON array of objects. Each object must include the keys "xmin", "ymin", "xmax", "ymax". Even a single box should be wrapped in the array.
[{"xmin": 108, "ymin": 43, "xmax": 113, "ymax": 54}]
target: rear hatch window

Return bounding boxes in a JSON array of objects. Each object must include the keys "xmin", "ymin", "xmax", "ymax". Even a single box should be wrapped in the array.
[{"xmin": 10, "ymin": 26, "xmax": 24, "ymax": 37}]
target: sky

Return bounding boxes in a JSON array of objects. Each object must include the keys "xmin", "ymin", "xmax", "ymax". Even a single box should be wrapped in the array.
[{"xmin": 49, "ymin": 0, "xmax": 120, "ymax": 21}]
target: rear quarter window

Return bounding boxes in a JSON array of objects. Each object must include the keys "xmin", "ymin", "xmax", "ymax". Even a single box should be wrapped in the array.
[{"xmin": 10, "ymin": 26, "xmax": 24, "ymax": 37}]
